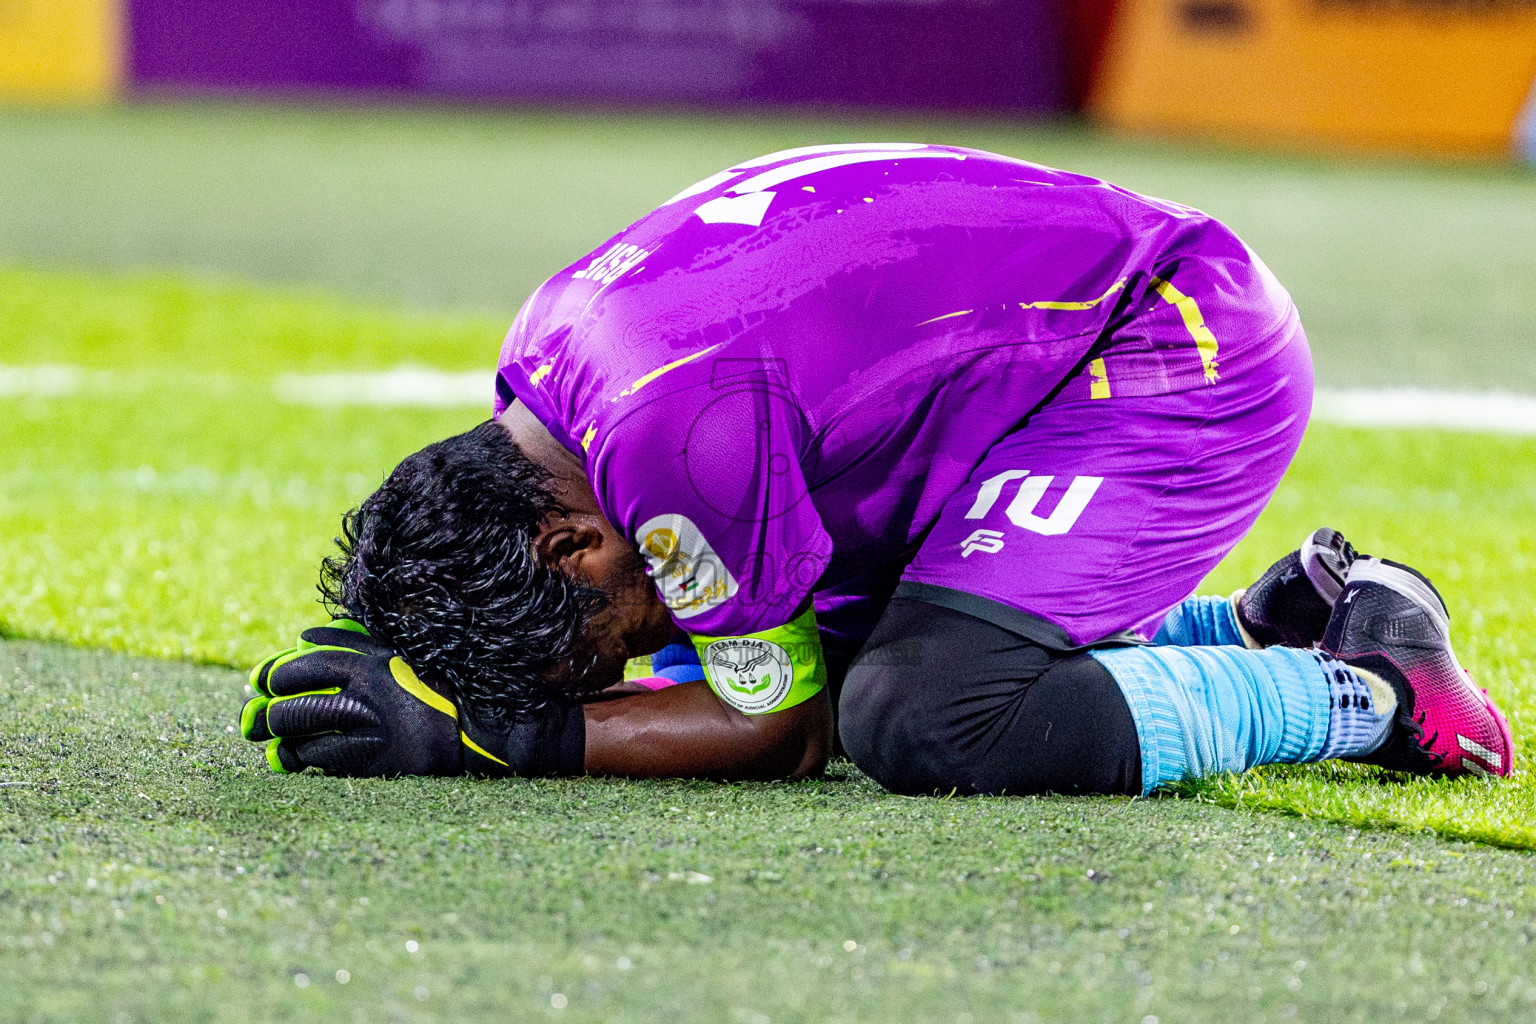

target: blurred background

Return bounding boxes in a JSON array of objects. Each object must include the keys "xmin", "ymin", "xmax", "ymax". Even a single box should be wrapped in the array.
[
  {"xmin": 7, "ymin": 0, "xmax": 1536, "ymax": 158},
  {"xmin": 2, "ymin": 0, "xmax": 1534, "ymax": 382},
  {"xmin": 1, "ymin": 0, "xmax": 1534, "ymax": 666}
]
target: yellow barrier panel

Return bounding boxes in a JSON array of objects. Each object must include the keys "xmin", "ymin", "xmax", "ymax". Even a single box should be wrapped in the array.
[
  {"xmin": 1092, "ymin": 0, "xmax": 1536, "ymax": 157},
  {"xmin": 0, "ymin": 0, "xmax": 119, "ymax": 102}
]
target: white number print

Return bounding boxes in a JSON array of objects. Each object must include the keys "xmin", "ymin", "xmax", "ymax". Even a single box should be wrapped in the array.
[
  {"xmin": 964, "ymin": 471, "xmax": 1104, "ymax": 537},
  {"xmin": 660, "ymin": 143, "xmax": 966, "ymax": 228}
]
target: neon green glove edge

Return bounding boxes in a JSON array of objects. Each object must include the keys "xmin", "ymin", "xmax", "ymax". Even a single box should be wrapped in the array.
[
  {"xmin": 264, "ymin": 738, "xmax": 291, "ymax": 774},
  {"xmin": 239, "ymin": 695, "xmax": 270, "ymax": 741}
]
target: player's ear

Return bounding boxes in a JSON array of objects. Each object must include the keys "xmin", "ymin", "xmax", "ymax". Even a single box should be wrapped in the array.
[{"xmin": 533, "ymin": 514, "xmax": 606, "ymax": 578}]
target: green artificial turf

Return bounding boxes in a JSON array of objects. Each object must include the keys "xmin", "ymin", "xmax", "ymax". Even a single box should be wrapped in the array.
[
  {"xmin": 0, "ymin": 266, "xmax": 498, "ymax": 663},
  {"xmin": 4, "ymin": 639, "xmax": 1536, "ymax": 1024}
]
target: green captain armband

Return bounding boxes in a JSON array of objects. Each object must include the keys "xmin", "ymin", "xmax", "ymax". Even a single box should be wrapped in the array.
[{"xmin": 690, "ymin": 605, "xmax": 827, "ymax": 715}]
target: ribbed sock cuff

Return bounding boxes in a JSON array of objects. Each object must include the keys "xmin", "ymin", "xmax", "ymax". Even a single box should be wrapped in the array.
[
  {"xmin": 1152, "ymin": 595, "xmax": 1247, "ymax": 648},
  {"xmin": 1264, "ymin": 646, "xmax": 1333, "ymax": 765}
]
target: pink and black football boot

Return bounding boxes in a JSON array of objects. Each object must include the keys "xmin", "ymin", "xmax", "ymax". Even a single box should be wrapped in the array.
[
  {"xmin": 1322, "ymin": 557, "xmax": 1514, "ymax": 778},
  {"xmin": 1236, "ymin": 527, "xmax": 1361, "ymax": 648}
]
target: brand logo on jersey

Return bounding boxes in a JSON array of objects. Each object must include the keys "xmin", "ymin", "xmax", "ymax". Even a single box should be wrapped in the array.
[
  {"xmin": 573, "ymin": 243, "xmax": 651, "ymax": 286},
  {"xmin": 702, "ymin": 636, "xmax": 794, "ymax": 714},
  {"xmin": 635, "ymin": 513, "xmax": 739, "ymax": 619},
  {"xmin": 963, "ymin": 471, "xmax": 1104, "ymax": 537},
  {"xmin": 961, "ymin": 529, "xmax": 1006, "ymax": 558}
]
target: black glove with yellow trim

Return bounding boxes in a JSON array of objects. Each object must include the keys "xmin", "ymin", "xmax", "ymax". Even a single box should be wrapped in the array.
[{"xmin": 240, "ymin": 620, "xmax": 583, "ymax": 777}]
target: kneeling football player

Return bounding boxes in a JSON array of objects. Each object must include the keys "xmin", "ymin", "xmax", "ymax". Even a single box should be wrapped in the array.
[{"xmin": 240, "ymin": 144, "xmax": 1513, "ymax": 793}]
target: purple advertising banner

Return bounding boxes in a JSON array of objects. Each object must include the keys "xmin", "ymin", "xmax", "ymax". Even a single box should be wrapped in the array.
[{"xmin": 127, "ymin": 0, "xmax": 1068, "ymax": 113}]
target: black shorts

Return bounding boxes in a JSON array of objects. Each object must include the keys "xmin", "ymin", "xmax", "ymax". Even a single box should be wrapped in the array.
[{"xmin": 836, "ymin": 593, "xmax": 1143, "ymax": 796}]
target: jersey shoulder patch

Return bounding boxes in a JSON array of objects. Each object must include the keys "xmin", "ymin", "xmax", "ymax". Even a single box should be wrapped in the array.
[{"xmin": 635, "ymin": 513, "xmax": 739, "ymax": 619}]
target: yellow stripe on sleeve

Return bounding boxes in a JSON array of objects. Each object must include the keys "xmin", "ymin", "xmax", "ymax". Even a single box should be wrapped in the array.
[
  {"xmin": 1088, "ymin": 358, "xmax": 1112, "ymax": 399},
  {"xmin": 614, "ymin": 344, "xmax": 723, "ymax": 399},
  {"xmin": 1019, "ymin": 277, "xmax": 1128, "ymax": 312},
  {"xmin": 1150, "ymin": 277, "xmax": 1220, "ymax": 384},
  {"xmin": 914, "ymin": 308, "xmax": 975, "ymax": 327}
]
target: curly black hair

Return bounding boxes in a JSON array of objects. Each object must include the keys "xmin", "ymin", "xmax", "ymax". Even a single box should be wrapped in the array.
[{"xmin": 320, "ymin": 419, "xmax": 608, "ymax": 725}]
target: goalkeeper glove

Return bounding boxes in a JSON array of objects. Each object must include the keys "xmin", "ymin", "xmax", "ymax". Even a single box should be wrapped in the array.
[{"xmin": 239, "ymin": 620, "xmax": 583, "ymax": 777}]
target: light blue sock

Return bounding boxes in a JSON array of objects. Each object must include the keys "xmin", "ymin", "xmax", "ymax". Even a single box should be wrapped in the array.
[
  {"xmin": 1152, "ymin": 595, "xmax": 1247, "ymax": 648},
  {"xmin": 1092, "ymin": 644, "xmax": 1333, "ymax": 795},
  {"xmin": 1311, "ymin": 650, "xmax": 1395, "ymax": 762},
  {"xmin": 1147, "ymin": 597, "xmax": 1394, "ymax": 768}
]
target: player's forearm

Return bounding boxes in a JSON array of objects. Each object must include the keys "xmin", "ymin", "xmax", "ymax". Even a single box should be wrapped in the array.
[{"xmin": 582, "ymin": 681, "xmax": 831, "ymax": 781}]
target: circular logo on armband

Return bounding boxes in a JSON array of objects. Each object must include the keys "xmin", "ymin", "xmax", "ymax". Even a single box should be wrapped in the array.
[{"xmin": 703, "ymin": 637, "xmax": 794, "ymax": 715}]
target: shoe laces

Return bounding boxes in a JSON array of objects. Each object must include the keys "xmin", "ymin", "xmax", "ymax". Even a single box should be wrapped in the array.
[{"xmin": 1399, "ymin": 708, "xmax": 1448, "ymax": 768}]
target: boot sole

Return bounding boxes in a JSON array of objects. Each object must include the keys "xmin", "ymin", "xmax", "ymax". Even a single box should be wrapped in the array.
[{"xmin": 1300, "ymin": 527, "xmax": 1352, "ymax": 605}]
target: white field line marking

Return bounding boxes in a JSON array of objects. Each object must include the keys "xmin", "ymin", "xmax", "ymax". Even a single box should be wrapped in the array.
[
  {"xmin": 1310, "ymin": 389, "xmax": 1536, "ymax": 435},
  {"xmin": 0, "ymin": 363, "xmax": 492, "ymax": 407},
  {"xmin": 5, "ymin": 364, "xmax": 1536, "ymax": 431},
  {"xmin": 272, "ymin": 367, "xmax": 491, "ymax": 408},
  {"xmin": 0, "ymin": 364, "xmax": 82, "ymax": 397}
]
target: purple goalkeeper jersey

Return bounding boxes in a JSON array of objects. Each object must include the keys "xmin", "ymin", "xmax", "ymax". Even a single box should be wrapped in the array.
[{"xmin": 494, "ymin": 144, "xmax": 1301, "ymax": 640}]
